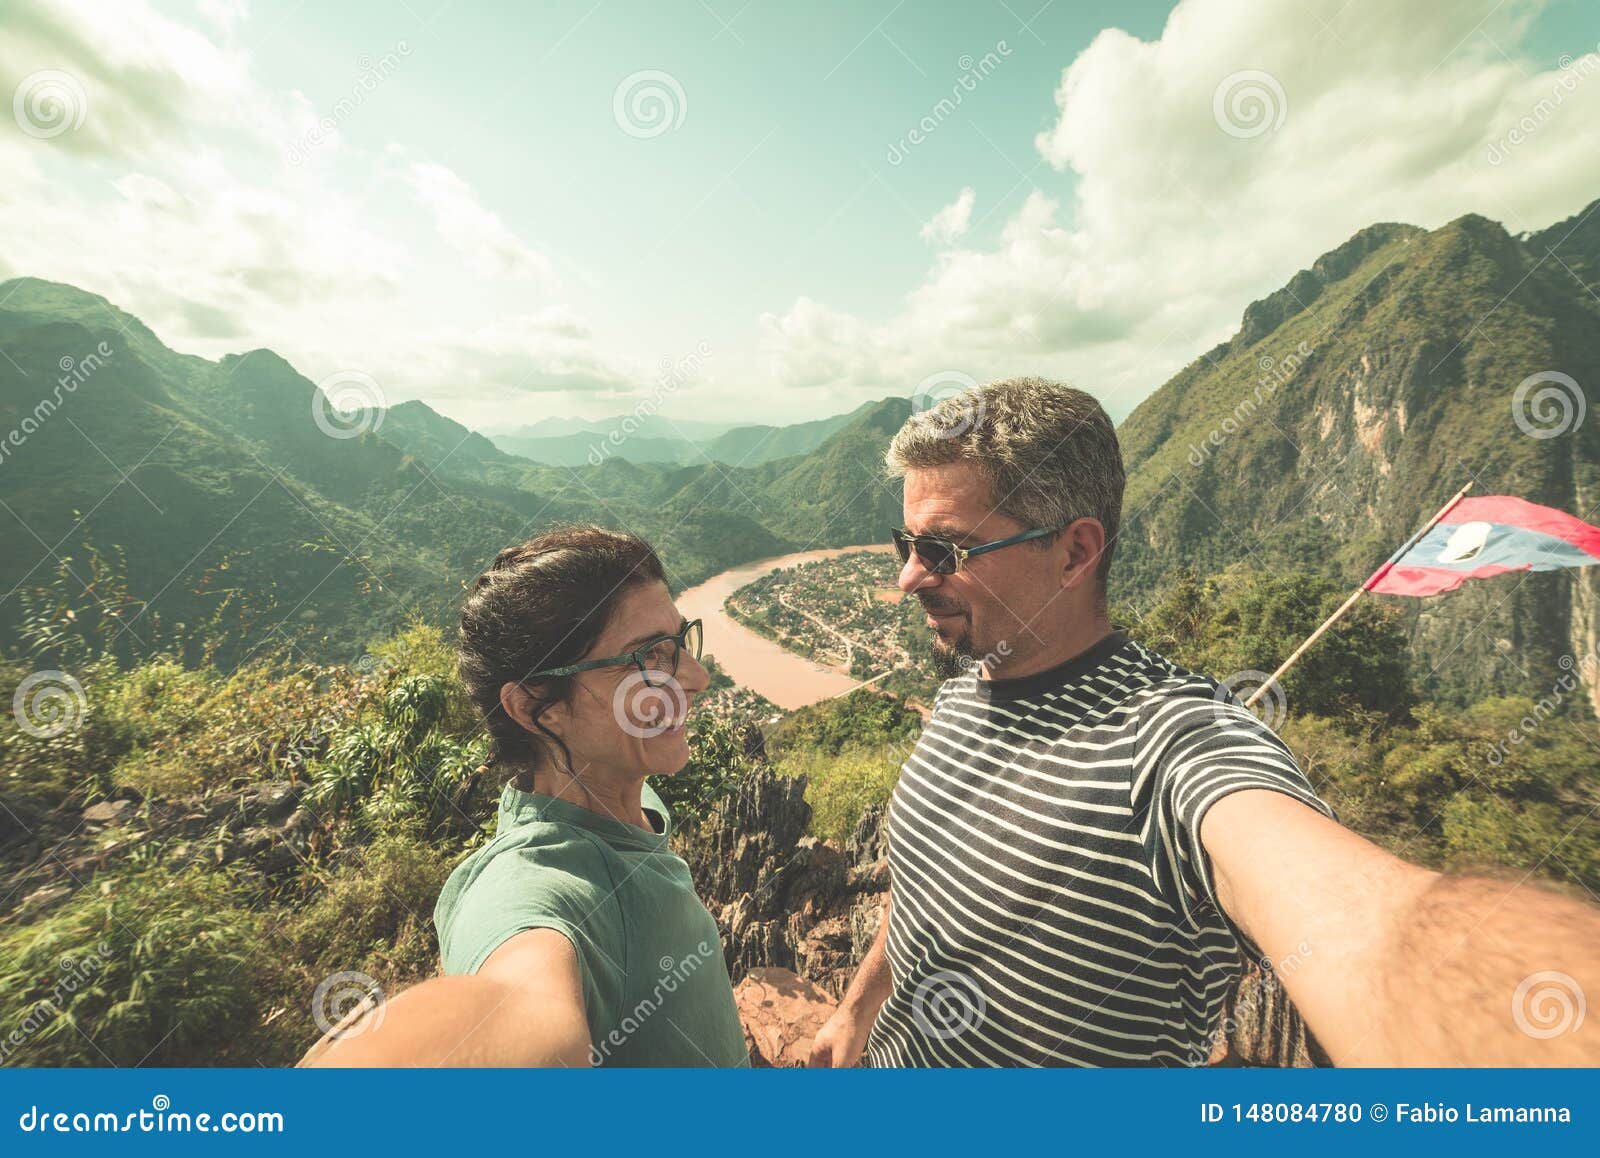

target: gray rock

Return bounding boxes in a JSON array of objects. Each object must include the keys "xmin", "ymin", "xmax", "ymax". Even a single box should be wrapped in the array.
[
  {"xmin": 81, "ymin": 799, "xmax": 135, "ymax": 825},
  {"xmin": 18, "ymin": 882, "xmax": 73, "ymax": 919},
  {"xmin": 677, "ymin": 763, "xmax": 1324, "ymax": 1067}
]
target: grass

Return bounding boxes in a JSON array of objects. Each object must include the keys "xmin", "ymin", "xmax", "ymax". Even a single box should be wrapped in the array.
[{"xmin": 774, "ymin": 742, "xmax": 904, "ymax": 845}]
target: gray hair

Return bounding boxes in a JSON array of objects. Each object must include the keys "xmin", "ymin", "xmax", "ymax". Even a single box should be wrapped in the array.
[{"xmin": 885, "ymin": 377, "xmax": 1124, "ymax": 585}]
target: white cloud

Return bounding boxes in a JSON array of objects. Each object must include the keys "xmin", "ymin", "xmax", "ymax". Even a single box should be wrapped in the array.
[
  {"xmin": 406, "ymin": 161, "xmax": 556, "ymax": 283},
  {"xmin": 196, "ymin": 0, "xmax": 252, "ymax": 38},
  {"xmin": 920, "ymin": 187, "xmax": 975, "ymax": 245},
  {"xmin": 0, "ymin": 0, "xmax": 637, "ymax": 427},
  {"xmin": 0, "ymin": 0, "xmax": 256, "ymax": 159},
  {"xmin": 763, "ymin": 0, "xmax": 1600, "ymax": 417},
  {"xmin": 413, "ymin": 308, "xmax": 639, "ymax": 401}
]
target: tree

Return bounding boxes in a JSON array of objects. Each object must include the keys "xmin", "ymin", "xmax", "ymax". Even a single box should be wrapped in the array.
[{"xmin": 1122, "ymin": 567, "xmax": 1414, "ymax": 720}]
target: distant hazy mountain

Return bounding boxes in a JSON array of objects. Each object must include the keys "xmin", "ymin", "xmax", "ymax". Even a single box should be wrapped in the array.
[
  {"xmin": 492, "ymin": 413, "xmax": 737, "ymax": 440},
  {"xmin": 489, "ymin": 412, "xmax": 735, "ymax": 464},
  {"xmin": 488, "ymin": 398, "xmax": 888, "ymax": 468},
  {"xmin": 491, "ymin": 429, "xmax": 694, "ymax": 467}
]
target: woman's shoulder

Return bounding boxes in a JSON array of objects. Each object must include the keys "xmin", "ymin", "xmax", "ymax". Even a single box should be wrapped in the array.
[
  {"xmin": 448, "ymin": 817, "xmax": 624, "ymax": 911},
  {"xmin": 434, "ymin": 819, "xmax": 627, "ymax": 975}
]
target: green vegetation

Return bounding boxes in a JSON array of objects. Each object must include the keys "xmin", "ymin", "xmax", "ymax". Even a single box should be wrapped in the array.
[
  {"xmin": 1111, "ymin": 206, "xmax": 1600, "ymax": 708},
  {"xmin": 0, "ymin": 827, "xmax": 466, "ymax": 1066},
  {"xmin": 0, "ymin": 276, "xmax": 905, "ymax": 673},
  {"xmin": 765, "ymin": 688, "xmax": 922, "ymax": 843},
  {"xmin": 653, "ymin": 713, "xmax": 760, "ymax": 827},
  {"xmin": 771, "ymin": 744, "xmax": 903, "ymax": 845},
  {"xmin": 1119, "ymin": 567, "xmax": 1413, "ymax": 721},
  {"xmin": 0, "ymin": 863, "xmax": 281, "ymax": 1066},
  {"xmin": 766, "ymin": 687, "xmax": 922, "ymax": 761},
  {"xmin": 0, "ymin": 606, "xmax": 484, "ymax": 1065}
]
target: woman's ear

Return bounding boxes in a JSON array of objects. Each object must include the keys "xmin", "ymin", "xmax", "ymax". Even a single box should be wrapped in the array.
[{"xmin": 499, "ymin": 681, "xmax": 564, "ymax": 738}]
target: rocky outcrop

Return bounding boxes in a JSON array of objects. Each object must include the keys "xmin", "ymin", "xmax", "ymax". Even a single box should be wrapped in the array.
[
  {"xmin": 1212, "ymin": 964, "xmax": 1330, "ymax": 1068},
  {"xmin": 0, "ymin": 781, "xmax": 322, "ymax": 924},
  {"xmin": 734, "ymin": 967, "xmax": 837, "ymax": 1067},
  {"xmin": 676, "ymin": 766, "xmax": 887, "ymax": 996},
  {"xmin": 680, "ymin": 764, "xmax": 1325, "ymax": 1066}
]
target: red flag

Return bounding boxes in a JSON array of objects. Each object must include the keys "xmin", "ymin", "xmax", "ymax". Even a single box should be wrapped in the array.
[{"xmin": 1366, "ymin": 496, "xmax": 1600, "ymax": 597}]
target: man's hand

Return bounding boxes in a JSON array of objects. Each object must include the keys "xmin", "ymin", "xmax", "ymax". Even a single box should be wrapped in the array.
[
  {"xmin": 808, "ymin": 892, "xmax": 894, "ymax": 1067},
  {"xmin": 809, "ymin": 1003, "xmax": 875, "ymax": 1068}
]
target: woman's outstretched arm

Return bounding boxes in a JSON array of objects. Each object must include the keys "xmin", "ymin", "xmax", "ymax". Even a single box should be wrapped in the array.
[{"xmin": 302, "ymin": 928, "xmax": 592, "ymax": 1067}]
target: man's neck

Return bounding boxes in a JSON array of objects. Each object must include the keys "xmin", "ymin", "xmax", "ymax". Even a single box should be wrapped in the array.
[{"xmin": 978, "ymin": 610, "xmax": 1116, "ymax": 682}]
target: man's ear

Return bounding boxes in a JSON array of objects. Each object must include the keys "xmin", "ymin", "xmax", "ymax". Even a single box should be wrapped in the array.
[
  {"xmin": 499, "ymin": 681, "xmax": 563, "ymax": 738},
  {"xmin": 1058, "ymin": 518, "xmax": 1107, "ymax": 590}
]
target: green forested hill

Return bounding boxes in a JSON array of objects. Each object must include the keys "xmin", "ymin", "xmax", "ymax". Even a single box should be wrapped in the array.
[
  {"xmin": 379, "ymin": 399, "xmax": 541, "ymax": 486},
  {"xmin": 5, "ymin": 194, "xmax": 1598, "ymax": 705},
  {"xmin": 0, "ymin": 281, "xmax": 904, "ymax": 667},
  {"xmin": 700, "ymin": 398, "xmax": 881, "ymax": 466},
  {"xmin": 1113, "ymin": 200, "xmax": 1600, "ymax": 709}
]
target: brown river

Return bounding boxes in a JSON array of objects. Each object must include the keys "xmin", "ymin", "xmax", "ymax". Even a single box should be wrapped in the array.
[{"xmin": 676, "ymin": 544, "xmax": 895, "ymax": 711}]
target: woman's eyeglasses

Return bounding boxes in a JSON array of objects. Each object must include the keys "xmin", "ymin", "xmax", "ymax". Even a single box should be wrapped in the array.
[
  {"xmin": 524, "ymin": 619, "xmax": 703, "ymax": 688},
  {"xmin": 890, "ymin": 525, "xmax": 1065, "ymax": 576}
]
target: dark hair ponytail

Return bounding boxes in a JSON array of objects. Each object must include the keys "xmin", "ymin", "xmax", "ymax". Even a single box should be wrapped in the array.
[{"xmin": 457, "ymin": 524, "xmax": 666, "ymax": 788}]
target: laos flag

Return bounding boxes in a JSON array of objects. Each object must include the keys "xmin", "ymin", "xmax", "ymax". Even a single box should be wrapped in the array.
[{"xmin": 1366, "ymin": 495, "xmax": 1600, "ymax": 597}]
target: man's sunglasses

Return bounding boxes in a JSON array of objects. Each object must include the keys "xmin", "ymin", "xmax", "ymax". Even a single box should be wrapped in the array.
[
  {"xmin": 890, "ymin": 525, "xmax": 1065, "ymax": 576},
  {"xmin": 524, "ymin": 619, "xmax": 703, "ymax": 689}
]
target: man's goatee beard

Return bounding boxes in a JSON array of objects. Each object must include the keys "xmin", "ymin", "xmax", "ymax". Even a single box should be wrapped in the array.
[{"xmin": 931, "ymin": 635, "xmax": 973, "ymax": 680}]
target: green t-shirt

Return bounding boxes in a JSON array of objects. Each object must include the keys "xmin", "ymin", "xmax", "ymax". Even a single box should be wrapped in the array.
[{"xmin": 434, "ymin": 780, "xmax": 749, "ymax": 1067}]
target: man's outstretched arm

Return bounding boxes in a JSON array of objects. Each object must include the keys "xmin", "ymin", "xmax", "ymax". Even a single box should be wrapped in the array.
[
  {"xmin": 1204, "ymin": 788, "xmax": 1600, "ymax": 1065},
  {"xmin": 809, "ymin": 892, "xmax": 894, "ymax": 1067}
]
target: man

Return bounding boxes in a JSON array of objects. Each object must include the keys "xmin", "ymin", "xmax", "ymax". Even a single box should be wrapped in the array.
[{"xmin": 809, "ymin": 377, "xmax": 1600, "ymax": 1068}]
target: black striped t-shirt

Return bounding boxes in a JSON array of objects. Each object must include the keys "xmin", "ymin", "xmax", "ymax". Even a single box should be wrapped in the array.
[{"xmin": 864, "ymin": 630, "xmax": 1333, "ymax": 1068}]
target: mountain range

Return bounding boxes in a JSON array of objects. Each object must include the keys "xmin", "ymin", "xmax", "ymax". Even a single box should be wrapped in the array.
[
  {"xmin": 1115, "ymin": 199, "xmax": 1600, "ymax": 709},
  {"xmin": 2, "ymin": 195, "xmax": 1596, "ymax": 710},
  {"xmin": 0, "ymin": 280, "xmax": 901, "ymax": 666},
  {"xmin": 486, "ymin": 403, "xmax": 876, "ymax": 468}
]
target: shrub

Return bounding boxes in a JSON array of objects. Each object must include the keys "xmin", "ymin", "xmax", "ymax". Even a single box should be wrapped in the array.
[
  {"xmin": 1121, "ymin": 567, "xmax": 1414, "ymax": 720},
  {"xmin": 109, "ymin": 658, "xmax": 350, "ymax": 797},
  {"xmin": 2, "ymin": 654, "xmax": 129, "ymax": 803},
  {"xmin": 766, "ymin": 688, "xmax": 921, "ymax": 760},
  {"xmin": 775, "ymin": 742, "xmax": 903, "ymax": 844},
  {"xmin": 0, "ymin": 864, "xmax": 281, "ymax": 1067},
  {"xmin": 306, "ymin": 674, "xmax": 489, "ymax": 838},
  {"xmin": 264, "ymin": 830, "xmax": 460, "ymax": 1059},
  {"xmin": 654, "ymin": 715, "xmax": 756, "ymax": 828}
]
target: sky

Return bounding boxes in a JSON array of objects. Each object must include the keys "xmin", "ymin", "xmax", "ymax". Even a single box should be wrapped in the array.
[{"xmin": 1, "ymin": 0, "xmax": 1597, "ymax": 433}]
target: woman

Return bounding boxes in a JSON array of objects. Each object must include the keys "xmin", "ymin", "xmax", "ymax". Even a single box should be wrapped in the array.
[{"xmin": 309, "ymin": 525, "xmax": 749, "ymax": 1067}]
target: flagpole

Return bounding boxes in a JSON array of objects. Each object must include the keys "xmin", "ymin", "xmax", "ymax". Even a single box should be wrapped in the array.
[{"xmin": 1244, "ymin": 481, "xmax": 1474, "ymax": 708}]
